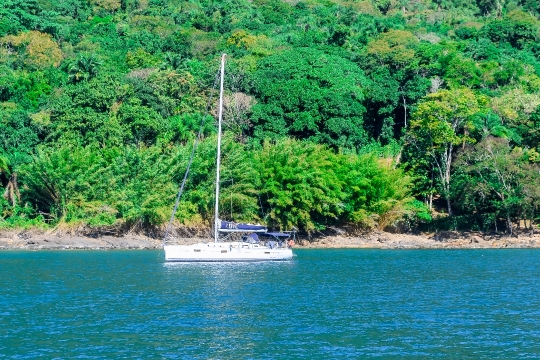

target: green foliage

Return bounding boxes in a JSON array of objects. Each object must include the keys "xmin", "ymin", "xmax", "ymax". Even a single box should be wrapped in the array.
[
  {"xmin": 452, "ymin": 137, "xmax": 540, "ymax": 234},
  {"xmin": 125, "ymin": 48, "xmax": 159, "ymax": 69},
  {"xmin": 8, "ymin": 135, "xmax": 416, "ymax": 232},
  {"xmin": 256, "ymin": 139, "xmax": 344, "ymax": 232},
  {"xmin": 1, "ymin": 0, "xmax": 539, "ymax": 234},
  {"xmin": 250, "ymin": 48, "xmax": 368, "ymax": 149},
  {"xmin": 252, "ymin": 139, "xmax": 420, "ymax": 232},
  {"xmin": 481, "ymin": 17, "xmax": 538, "ymax": 49},
  {"xmin": 406, "ymin": 88, "xmax": 486, "ymax": 215},
  {"xmin": 0, "ymin": 154, "xmax": 8, "ymax": 173},
  {"xmin": 0, "ymin": 107, "xmax": 39, "ymax": 167},
  {"xmin": 339, "ymin": 154, "xmax": 420, "ymax": 230},
  {"xmin": 17, "ymin": 145, "xmax": 178, "ymax": 226},
  {"xmin": 173, "ymin": 135, "xmax": 261, "ymax": 225},
  {"xmin": 0, "ymin": 200, "xmax": 46, "ymax": 229},
  {"xmin": 66, "ymin": 53, "xmax": 103, "ymax": 83}
]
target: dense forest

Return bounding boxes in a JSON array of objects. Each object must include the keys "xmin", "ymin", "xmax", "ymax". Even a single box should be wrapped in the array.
[{"xmin": 1, "ymin": 0, "xmax": 540, "ymax": 235}]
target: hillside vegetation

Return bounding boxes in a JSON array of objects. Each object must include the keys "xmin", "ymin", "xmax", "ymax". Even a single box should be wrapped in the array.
[{"xmin": 1, "ymin": 0, "xmax": 540, "ymax": 235}]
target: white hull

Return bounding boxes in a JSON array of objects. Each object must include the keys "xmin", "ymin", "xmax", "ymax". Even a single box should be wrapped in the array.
[{"xmin": 164, "ymin": 242, "xmax": 293, "ymax": 262}]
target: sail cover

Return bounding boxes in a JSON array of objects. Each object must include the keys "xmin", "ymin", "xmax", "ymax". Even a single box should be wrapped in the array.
[
  {"xmin": 219, "ymin": 220, "xmax": 267, "ymax": 232},
  {"xmin": 261, "ymin": 232, "xmax": 291, "ymax": 238}
]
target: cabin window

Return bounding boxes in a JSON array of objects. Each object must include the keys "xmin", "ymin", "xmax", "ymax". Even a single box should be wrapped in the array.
[
  {"xmin": 265, "ymin": 252, "xmax": 270, "ymax": 254},
  {"xmin": 194, "ymin": 249, "xmax": 201, "ymax": 252},
  {"xmin": 221, "ymin": 250, "xmax": 227, "ymax": 253}
]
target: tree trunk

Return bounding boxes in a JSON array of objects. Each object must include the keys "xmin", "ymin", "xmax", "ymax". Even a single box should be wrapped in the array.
[
  {"xmin": 507, "ymin": 214, "xmax": 513, "ymax": 237},
  {"xmin": 530, "ymin": 208, "xmax": 535, "ymax": 236},
  {"xmin": 443, "ymin": 144, "xmax": 453, "ymax": 216},
  {"xmin": 394, "ymin": 147, "xmax": 402, "ymax": 165},
  {"xmin": 3, "ymin": 172, "xmax": 20, "ymax": 207},
  {"xmin": 402, "ymin": 95, "xmax": 407, "ymax": 128}
]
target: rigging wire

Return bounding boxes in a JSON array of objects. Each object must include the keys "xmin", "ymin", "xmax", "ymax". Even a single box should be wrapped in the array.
[{"xmin": 162, "ymin": 68, "xmax": 220, "ymax": 244}]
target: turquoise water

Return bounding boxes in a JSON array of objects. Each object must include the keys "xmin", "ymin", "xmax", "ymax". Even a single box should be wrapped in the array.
[{"xmin": 1, "ymin": 249, "xmax": 540, "ymax": 359}]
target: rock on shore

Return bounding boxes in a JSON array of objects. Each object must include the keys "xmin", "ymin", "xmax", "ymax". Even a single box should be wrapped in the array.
[
  {"xmin": 0, "ymin": 231, "xmax": 162, "ymax": 250},
  {"xmin": 296, "ymin": 231, "xmax": 540, "ymax": 249},
  {"xmin": 0, "ymin": 229, "xmax": 222, "ymax": 250}
]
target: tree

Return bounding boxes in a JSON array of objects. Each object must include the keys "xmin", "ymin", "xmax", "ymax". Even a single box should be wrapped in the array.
[
  {"xmin": 67, "ymin": 53, "xmax": 102, "ymax": 83},
  {"xmin": 250, "ymin": 48, "xmax": 368, "ymax": 150},
  {"xmin": 443, "ymin": 53, "xmax": 483, "ymax": 88},
  {"xmin": 90, "ymin": 0, "xmax": 121, "ymax": 12},
  {"xmin": 490, "ymin": 89, "xmax": 540, "ymax": 147},
  {"xmin": 116, "ymin": 98, "xmax": 167, "ymax": 145},
  {"xmin": 366, "ymin": 30, "xmax": 418, "ymax": 68},
  {"xmin": 477, "ymin": 0, "xmax": 507, "ymax": 17},
  {"xmin": 480, "ymin": 15, "xmax": 538, "ymax": 49},
  {"xmin": 453, "ymin": 137, "xmax": 537, "ymax": 235},
  {"xmin": 519, "ymin": 0, "xmax": 540, "ymax": 15},
  {"xmin": 18, "ymin": 145, "xmax": 181, "ymax": 226},
  {"xmin": 361, "ymin": 29, "xmax": 429, "ymax": 140},
  {"xmin": 338, "ymin": 153, "xmax": 420, "ymax": 230},
  {"xmin": 0, "ymin": 155, "xmax": 20, "ymax": 208},
  {"xmin": 161, "ymin": 53, "xmax": 184, "ymax": 70},
  {"xmin": 255, "ymin": 139, "xmax": 344, "ymax": 232},
  {"xmin": 407, "ymin": 88, "xmax": 485, "ymax": 215},
  {"xmin": 0, "ymin": 108, "xmax": 39, "ymax": 168},
  {"xmin": 215, "ymin": 92, "xmax": 255, "ymax": 142},
  {"xmin": 1, "ymin": 31, "xmax": 62, "ymax": 69}
]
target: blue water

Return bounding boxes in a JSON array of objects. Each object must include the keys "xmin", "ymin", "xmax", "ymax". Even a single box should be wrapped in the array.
[{"xmin": 1, "ymin": 249, "xmax": 540, "ymax": 358}]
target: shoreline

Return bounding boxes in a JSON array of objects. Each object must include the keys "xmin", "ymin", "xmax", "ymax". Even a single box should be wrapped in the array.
[
  {"xmin": 1, "ymin": 230, "xmax": 540, "ymax": 250},
  {"xmin": 294, "ymin": 232, "xmax": 540, "ymax": 249}
]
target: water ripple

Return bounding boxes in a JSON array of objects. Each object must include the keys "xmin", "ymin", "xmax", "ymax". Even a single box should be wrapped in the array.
[{"xmin": 1, "ymin": 249, "xmax": 540, "ymax": 358}]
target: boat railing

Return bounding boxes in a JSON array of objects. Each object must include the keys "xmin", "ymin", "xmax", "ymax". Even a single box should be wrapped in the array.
[{"xmin": 215, "ymin": 229, "xmax": 296, "ymax": 249}]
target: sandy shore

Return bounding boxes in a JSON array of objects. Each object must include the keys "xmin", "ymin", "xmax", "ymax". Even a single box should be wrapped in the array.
[{"xmin": 1, "ymin": 229, "xmax": 540, "ymax": 250}]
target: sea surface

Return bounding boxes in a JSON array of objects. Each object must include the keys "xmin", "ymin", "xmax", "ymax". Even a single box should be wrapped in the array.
[{"xmin": 1, "ymin": 249, "xmax": 540, "ymax": 359}]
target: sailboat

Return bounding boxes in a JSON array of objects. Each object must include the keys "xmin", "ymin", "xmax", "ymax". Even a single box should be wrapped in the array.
[{"xmin": 163, "ymin": 54, "xmax": 294, "ymax": 262}]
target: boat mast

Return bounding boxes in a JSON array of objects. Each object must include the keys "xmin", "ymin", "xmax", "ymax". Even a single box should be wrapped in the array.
[{"xmin": 214, "ymin": 53, "xmax": 226, "ymax": 243}]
